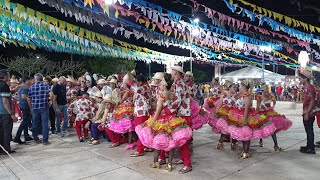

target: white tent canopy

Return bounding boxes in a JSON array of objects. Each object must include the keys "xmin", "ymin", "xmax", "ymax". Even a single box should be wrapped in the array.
[{"xmin": 221, "ymin": 66, "xmax": 285, "ymax": 82}]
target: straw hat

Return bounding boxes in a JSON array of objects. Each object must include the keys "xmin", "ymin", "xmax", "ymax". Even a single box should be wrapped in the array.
[
  {"xmin": 130, "ymin": 70, "xmax": 136, "ymax": 77},
  {"xmin": 10, "ymin": 79, "xmax": 19, "ymax": 83},
  {"xmin": 109, "ymin": 78, "xmax": 117, "ymax": 84},
  {"xmin": 106, "ymin": 76, "xmax": 112, "ymax": 82},
  {"xmin": 171, "ymin": 66, "xmax": 184, "ymax": 74},
  {"xmin": 152, "ymin": 72, "xmax": 165, "ymax": 80},
  {"xmin": 112, "ymin": 74, "xmax": 119, "ymax": 80},
  {"xmin": 224, "ymin": 78, "xmax": 233, "ymax": 88},
  {"xmin": 103, "ymin": 94, "xmax": 116, "ymax": 106},
  {"xmin": 94, "ymin": 91, "xmax": 103, "ymax": 98},
  {"xmin": 299, "ymin": 69, "xmax": 312, "ymax": 79},
  {"xmin": 149, "ymin": 80, "xmax": 157, "ymax": 87},
  {"xmin": 52, "ymin": 78, "xmax": 59, "ymax": 82},
  {"xmin": 66, "ymin": 78, "xmax": 75, "ymax": 84},
  {"xmin": 123, "ymin": 73, "xmax": 134, "ymax": 84},
  {"xmin": 97, "ymin": 79, "xmax": 106, "ymax": 85},
  {"xmin": 261, "ymin": 84, "xmax": 268, "ymax": 92},
  {"xmin": 185, "ymin": 71, "xmax": 193, "ymax": 77},
  {"xmin": 242, "ymin": 79, "xmax": 253, "ymax": 89}
]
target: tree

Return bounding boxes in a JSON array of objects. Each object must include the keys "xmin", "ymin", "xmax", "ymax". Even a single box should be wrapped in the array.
[
  {"xmin": 85, "ymin": 57, "xmax": 136, "ymax": 76},
  {"xmin": 193, "ymin": 67, "xmax": 212, "ymax": 83},
  {"xmin": 0, "ymin": 53, "xmax": 84, "ymax": 76}
]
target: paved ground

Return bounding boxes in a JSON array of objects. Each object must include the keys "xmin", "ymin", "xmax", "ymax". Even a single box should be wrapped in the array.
[{"xmin": 0, "ymin": 101, "xmax": 320, "ymax": 180}]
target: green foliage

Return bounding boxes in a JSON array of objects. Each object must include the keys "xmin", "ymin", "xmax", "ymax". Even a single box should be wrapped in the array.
[
  {"xmin": 0, "ymin": 53, "xmax": 84, "ymax": 76},
  {"xmin": 193, "ymin": 67, "xmax": 211, "ymax": 83},
  {"xmin": 85, "ymin": 57, "xmax": 135, "ymax": 76}
]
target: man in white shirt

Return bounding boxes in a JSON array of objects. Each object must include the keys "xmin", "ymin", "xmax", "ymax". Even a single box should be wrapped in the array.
[{"xmin": 101, "ymin": 79, "xmax": 112, "ymax": 98}]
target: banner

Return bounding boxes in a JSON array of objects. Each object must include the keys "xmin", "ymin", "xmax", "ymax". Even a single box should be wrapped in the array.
[
  {"xmin": 235, "ymin": 0, "xmax": 320, "ymax": 34},
  {"xmin": 222, "ymin": 0, "xmax": 320, "ymax": 47},
  {"xmin": 0, "ymin": 2, "xmax": 192, "ymax": 63}
]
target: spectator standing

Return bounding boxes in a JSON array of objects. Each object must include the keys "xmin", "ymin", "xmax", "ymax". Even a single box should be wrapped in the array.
[
  {"xmin": 276, "ymin": 84, "xmax": 283, "ymax": 101},
  {"xmin": 28, "ymin": 73, "xmax": 52, "ymax": 145},
  {"xmin": 52, "ymin": 76, "xmax": 69, "ymax": 138},
  {"xmin": 299, "ymin": 70, "xmax": 316, "ymax": 154},
  {"xmin": 204, "ymin": 83, "xmax": 210, "ymax": 98},
  {"xmin": 44, "ymin": 76, "xmax": 56, "ymax": 134},
  {"xmin": 0, "ymin": 69, "xmax": 18, "ymax": 154},
  {"xmin": 13, "ymin": 75, "xmax": 33, "ymax": 144}
]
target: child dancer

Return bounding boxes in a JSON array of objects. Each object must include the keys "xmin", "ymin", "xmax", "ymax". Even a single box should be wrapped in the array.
[
  {"xmin": 68, "ymin": 92, "xmax": 95, "ymax": 142},
  {"xmin": 109, "ymin": 73, "xmax": 136, "ymax": 150}
]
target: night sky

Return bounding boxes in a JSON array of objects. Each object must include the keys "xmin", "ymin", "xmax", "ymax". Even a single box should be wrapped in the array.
[{"xmin": 1, "ymin": 0, "xmax": 319, "ymax": 78}]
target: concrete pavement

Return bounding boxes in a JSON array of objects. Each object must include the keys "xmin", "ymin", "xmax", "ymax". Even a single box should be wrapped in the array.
[{"xmin": 0, "ymin": 101, "xmax": 319, "ymax": 180}]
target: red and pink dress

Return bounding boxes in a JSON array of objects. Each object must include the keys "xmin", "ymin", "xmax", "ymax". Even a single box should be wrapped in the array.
[
  {"xmin": 257, "ymin": 95, "xmax": 292, "ymax": 133},
  {"xmin": 203, "ymin": 86, "xmax": 220, "ymax": 113},
  {"xmin": 217, "ymin": 93, "xmax": 276, "ymax": 141},
  {"xmin": 186, "ymin": 81, "xmax": 210, "ymax": 130},
  {"xmin": 209, "ymin": 93, "xmax": 236, "ymax": 134},
  {"xmin": 109, "ymin": 90, "xmax": 135, "ymax": 134},
  {"xmin": 135, "ymin": 93, "xmax": 192, "ymax": 151}
]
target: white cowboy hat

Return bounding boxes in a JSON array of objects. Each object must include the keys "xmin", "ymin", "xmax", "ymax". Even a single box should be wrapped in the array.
[
  {"xmin": 94, "ymin": 91, "xmax": 103, "ymax": 98},
  {"xmin": 171, "ymin": 66, "xmax": 184, "ymax": 74},
  {"xmin": 52, "ymin": 78, "xmax": 59, "ymax": 82},
  {"xmin": 152, "ymin": 72, "xmax": 164, "ymax": 80},
  {"xmin": 224, "ymin": 78, "xmax": 233, "ymax": 88},
  {"xmin": 111, "ymin": 74, "xmax": 119, "ymax": 80},
  {"xmin": 123, "ymin": 73, "xmax": 134, "ymax": 84},
  {"xmin": 103, "ymin": 94, "xmax": 116, "ymax": 106},
  {"xmin": 185, "ymin": 71, "xmax": 193, "ymax": 77},
  {"xmin": 109, "ymin": 78, "xmax": 117, "ymax": 84},
  {"xmin": 97, "ymin": 79, "xmax": 106, "ymax": 85},
  {"xmin": 300, "ymin": 69, "xmax": 312, "ymax": 79},
  {"xmin": 149, "ymin": 80, "xmax": 157, "ymax": 87},
  {"xmin": 66, "ymin": 78, "xmax": 75, "ymax": 84},
  {"xmin": 130, "ymin": 70, "xmax": 136, "ymax": 77}
]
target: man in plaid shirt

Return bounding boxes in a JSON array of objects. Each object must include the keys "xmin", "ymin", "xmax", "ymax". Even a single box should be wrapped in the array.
[{"xmin": 28, "ymin": 73, "xmax": 52, "ymax": 145}]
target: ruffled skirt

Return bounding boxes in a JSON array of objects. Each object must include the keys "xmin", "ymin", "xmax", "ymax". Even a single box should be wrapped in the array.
[
  {"xmin": 203, "ymin": 96, "xmax": 220, "ymax": 113},
  {"xmin": 216, "ymin": 108, "xmax": 276, "ymax": 141},
  {"xmin": 135, "ymin": 114, "xmax": 192, "ymax": 151},
  {"xmin": 260, "ymin": 109, "xmax": 292, "ymax": 133},
  {"xmin": 109, "ymin": 103, "xmax": 135, "ymax": 134},
  {"xmin": 209, "ymin": 106, "xmax": 232, "ymax": 134},
  {"xmin": 191, "ymin": 108, "xmax": 211, "ymax": 130},
  {"xmin": 190, "ymin": 99, "xmax": 201, "ymax": 118}
]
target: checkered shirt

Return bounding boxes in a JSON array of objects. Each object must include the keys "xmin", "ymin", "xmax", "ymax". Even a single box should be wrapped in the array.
[{"xmin": 28, "ymin": 82, "xmax": 51, "ymax": 110}]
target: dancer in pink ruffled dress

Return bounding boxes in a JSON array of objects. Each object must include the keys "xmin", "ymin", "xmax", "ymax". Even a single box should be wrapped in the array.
[
  {"xmin": 109, "ymin": 73, "xmax": 136, "ymax": 150},
  {"xmin": 212, "ymin": 79, "xmax": 238, "ymax": 150},
  {"xmin": 216, "ymin": 79, "xmax": 276, "ymax": 159},
  {"xmin": 203, "ymin": 78, "xmax": 221, "ymax": 114},
  {"xmin": 257, "ymin": 84, "xmax": 292, "ymax": 151},
  {"xmin": 135, "ymin": 74, "xmax": 192, "ymax": 172}
]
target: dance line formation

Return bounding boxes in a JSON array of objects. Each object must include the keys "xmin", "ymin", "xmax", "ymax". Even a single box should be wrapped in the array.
[{"xmin": 4, "ymin": 65, "xmax": 320, "ymax": 174}]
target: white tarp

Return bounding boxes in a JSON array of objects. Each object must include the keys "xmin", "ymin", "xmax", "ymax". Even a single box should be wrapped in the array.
[{"xmin": 221, "ymin": 66, "xmax": 285, "ymax": 82}]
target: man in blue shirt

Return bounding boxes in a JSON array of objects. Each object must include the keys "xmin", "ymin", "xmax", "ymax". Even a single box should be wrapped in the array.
[
  {"xmin": 0, "ymin": 69, "xmax": 18, "ymax": 154},
  {"xmin": 13, "ymin": 75, "xmax": 33, "ymax": 144},
  {"xmin": 28, "ymin": 73, "xmax": 52, "ymax": 145}
]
